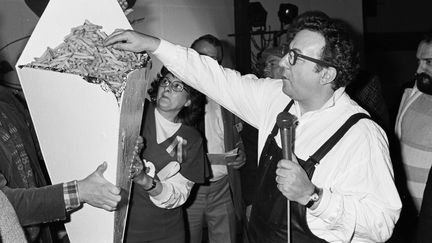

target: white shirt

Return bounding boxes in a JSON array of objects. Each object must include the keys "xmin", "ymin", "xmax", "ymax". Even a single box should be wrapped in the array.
[
  {"xmin": 149, "ymin": 108, "xmax": 193, "ymax": 209},
  {"xmin": 153, "ymin": 40, "xmax": 402, "ymax": 242},
  {"xmin": 205, "ymin": 98, "xmax": 228, "ymax": 181}
]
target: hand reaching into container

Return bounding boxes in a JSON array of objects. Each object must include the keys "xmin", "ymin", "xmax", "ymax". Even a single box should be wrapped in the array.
[{"xmin": 104, "ymin": 30, "xmax": 161, "ymax": 53}]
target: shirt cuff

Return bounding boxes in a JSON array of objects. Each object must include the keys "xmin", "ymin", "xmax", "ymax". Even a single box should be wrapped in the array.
[
  {"xmin": 308, "ymin": 188, "xmax": 342, "ymax": 224},
  {"xmin": 150, "ymin": 181, "xmax": 171, "ymax": 202},
  {"xmin": 153, "ymin": 39, "xmax": 169, "ymax": 55},
  {"xmin": 308, "ymin": 188, "xmax": 331, "ymax": 216},
  {"xmin": 153, "ymin": 39, "xmax": 183, "ymax": 67},
  {"xmin": 63, "ymin": 180, "xmax": 81, "ymax": 211}
]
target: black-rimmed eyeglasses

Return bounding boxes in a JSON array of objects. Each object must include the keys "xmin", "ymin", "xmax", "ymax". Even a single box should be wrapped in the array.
[
  {"xmin": 282, "ymin": 46, "xmax": 333, "ymax": 68},
  {"xmin": 160, "ymin": 78, "xmax": 188, "ymax": 93}
]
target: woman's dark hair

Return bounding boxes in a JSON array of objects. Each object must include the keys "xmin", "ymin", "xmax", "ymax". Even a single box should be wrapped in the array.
[
  {"xmin": 147, "ymin": 66, "xmax": 206, "ymax": 126},
  {"xmin": 290, "ymin": 11, "xmax": 360, "ymax": 90}
]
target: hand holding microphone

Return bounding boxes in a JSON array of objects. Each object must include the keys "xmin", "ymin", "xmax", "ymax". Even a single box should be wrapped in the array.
[{"xmin": 275, "ymin": 112, "xmax": 318, "ymax": 205}]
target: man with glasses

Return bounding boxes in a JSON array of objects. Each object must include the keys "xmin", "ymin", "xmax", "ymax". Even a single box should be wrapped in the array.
[{"xmin": 104, "ymin": 12, "xmax": 401, "ymax": 243}]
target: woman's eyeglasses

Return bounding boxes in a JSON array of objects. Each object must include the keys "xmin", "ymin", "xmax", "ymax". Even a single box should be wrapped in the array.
[{"xmin": 160, "ymin": 78, "xmax": 188, "ymax": 93}]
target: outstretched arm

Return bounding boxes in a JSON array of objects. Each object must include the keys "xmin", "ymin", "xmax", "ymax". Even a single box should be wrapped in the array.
[
  {"xmin": 105, "ymin": 29, "xmax": 284, "ymax": 128},
  {"xmin": 2, "ymin": 179, "xmax": 67, "ymax": 226},
  {"xmin": 1, "ymin": 162, "xmax": 121, "ymax": 226}
]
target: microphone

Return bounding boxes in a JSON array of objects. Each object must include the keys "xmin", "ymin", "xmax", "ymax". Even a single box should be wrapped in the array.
[
  {"xmin": 276, "ymin": 111, "xmax": 298, "ymax": 160},
  {"xmin": 276, "ymin": 111, "xmax": 297, "ymax": 243}
]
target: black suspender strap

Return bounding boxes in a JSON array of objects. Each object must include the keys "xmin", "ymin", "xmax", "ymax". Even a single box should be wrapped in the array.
[
  {"xmin": 270, "ymin": 100, "xmax": 295, "ymax": 137},
  {"xmin": 268, "ymin": 101, "xmax": 371, "ymax": 166},
  {"xmin": 308, "ymin": 113, "xmax": 371, "ymax": 165}
]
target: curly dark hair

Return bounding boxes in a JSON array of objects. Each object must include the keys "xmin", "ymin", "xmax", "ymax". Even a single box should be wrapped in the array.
[
  {"xmin": 147, "ymin": 67, "xmax": 206, "ymax": 126},
  {"xmin": 290, "ymin": 12, "xmax": 360, "ymax": 90},
  {"xmin": 287, "ymin": 10, "xmax": 330, "ymax": 42}
]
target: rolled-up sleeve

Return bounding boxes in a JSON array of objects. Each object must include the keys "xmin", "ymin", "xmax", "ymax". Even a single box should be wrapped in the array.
[{"xmin": 149, "ymin": 172, "xmax": 193, "ymax": 209}]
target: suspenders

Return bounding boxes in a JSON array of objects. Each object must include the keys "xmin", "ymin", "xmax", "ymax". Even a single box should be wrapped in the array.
[
  {"xmin": 307, "ymin": 112, "xmax": 371, "ymax": 167},
  {"xmin": 270, "ymin": 101, "xmax": 371, "ymax": 168}
]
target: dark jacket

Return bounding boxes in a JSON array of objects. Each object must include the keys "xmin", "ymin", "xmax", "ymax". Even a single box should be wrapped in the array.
[
  {"xmin": 221, "ymin": 107, "xmax": 246, "ymax": 223},
  {"xmin": 0, "ymin": 173, "xmax": 66, "ymax": 226},
  {"xmin": 0, "ymin": 86, "xmax": 65, "ymax": 242}
]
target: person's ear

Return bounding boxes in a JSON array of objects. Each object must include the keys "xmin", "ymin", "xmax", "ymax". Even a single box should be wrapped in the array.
[
  {"xmin": 184, "ymin": 99, "xmax": 192, "ymax": 107},
  {"xmin": 320, "ymin": 67, "xmax": 337, "ymax": 85}
]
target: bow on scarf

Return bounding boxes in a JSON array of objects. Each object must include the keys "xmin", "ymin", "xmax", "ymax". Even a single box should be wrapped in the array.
[{"xmin": 165, "ymin": 136, "xmax": 187, "ymax": 163}]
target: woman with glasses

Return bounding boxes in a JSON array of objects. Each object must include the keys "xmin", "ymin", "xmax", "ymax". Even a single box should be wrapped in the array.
[{"xmin": 125, "ymin": 66, "xmax": 207, "ymax": 243}]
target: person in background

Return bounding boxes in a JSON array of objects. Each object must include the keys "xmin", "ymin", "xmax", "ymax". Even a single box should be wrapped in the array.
[
  {"xmin": 0, "ymin": 84, "xmax": 121, "ymax": 243},
  {"xmin": 260, "ymin": 46, "xmax": 285, "ymax": 79},
  {"xmin": 104, "ymin": 11, "xmax": 402, "ymax": 242},
  {"xmin": 240, "ymin": 45, "xmax": 285, "ymax": 221},
  {"xmin": 393, "ymin": 32, "xmax": 432, "ymax": 242},
  {"xmin": 125, "ymin": 67, "xmax": 206, "ymax": 243},
  {"xmin": 184, "ymin": 34, "xmax": 247, "ymax": 243}
]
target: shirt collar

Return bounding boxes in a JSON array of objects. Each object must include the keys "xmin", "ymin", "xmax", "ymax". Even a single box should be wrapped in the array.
[
  {"xmin": 155, "ymin": 108, "xmax": 182, "ymax": 144},
  {"xmin": 293, "ymin": 87, "xmax": 346, "ymax": 118}
]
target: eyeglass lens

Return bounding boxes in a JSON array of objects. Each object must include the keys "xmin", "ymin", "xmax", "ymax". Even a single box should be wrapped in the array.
[{"xmin": 160, "ymin": 78, "xmax": 185, "ymax": 92}]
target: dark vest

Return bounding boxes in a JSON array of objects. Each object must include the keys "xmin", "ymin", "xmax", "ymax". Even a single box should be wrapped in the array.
[{"xmin": 247, "ymin": 101, "xmax": 370, "ymax": 243}]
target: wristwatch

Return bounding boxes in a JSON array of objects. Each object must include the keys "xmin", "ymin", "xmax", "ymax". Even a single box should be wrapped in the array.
[
  {"xmin": 145, "ymin": 177, "xmax": 157, "ymax": 191},
  {"xmin": 305, "ymin": 186, "xmax": 321, "ymax": 208}
]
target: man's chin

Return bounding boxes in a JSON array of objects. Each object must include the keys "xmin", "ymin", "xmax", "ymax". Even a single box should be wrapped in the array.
[{"xmin": 281, "ymin": 81, "xmax": 292, "ymax": 96}]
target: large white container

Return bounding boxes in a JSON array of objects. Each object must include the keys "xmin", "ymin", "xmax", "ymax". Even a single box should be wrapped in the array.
[{"xmin": 15, "ymin": 0, "xmax": 149, "ymax": 242}]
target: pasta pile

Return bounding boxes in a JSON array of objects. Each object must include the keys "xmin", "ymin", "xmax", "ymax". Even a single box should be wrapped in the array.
[{"xmin": 23, "ymin": 20, "xmax": 149, "ymax": 98}]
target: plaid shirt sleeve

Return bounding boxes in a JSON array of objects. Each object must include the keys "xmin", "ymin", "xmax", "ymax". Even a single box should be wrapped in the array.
[{"xmin": 63, "ymin": 180, "xmax": 81, "ymax": 211}]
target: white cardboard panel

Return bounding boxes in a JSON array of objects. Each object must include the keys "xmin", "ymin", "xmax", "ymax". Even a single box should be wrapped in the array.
[
  {"xmin": 18, "ymin": 68, "xmax": 119, "ymax": 181},
  {"xmin": 15, "ymin": 0, "xmax": 134, "ymax": 242},
  {"xmin": 18, "ymin": 68, "xmax": 119, "ymax": 243}
]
